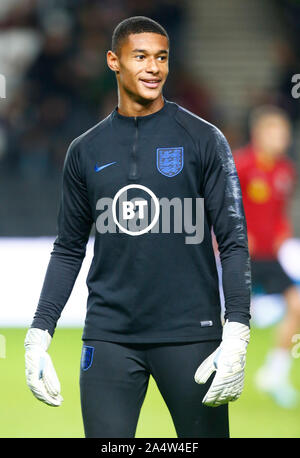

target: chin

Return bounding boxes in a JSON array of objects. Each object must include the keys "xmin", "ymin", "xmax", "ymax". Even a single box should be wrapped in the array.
[{"xmin": 137, "ymin": 89, "xmax": 161, "ymax": 103}]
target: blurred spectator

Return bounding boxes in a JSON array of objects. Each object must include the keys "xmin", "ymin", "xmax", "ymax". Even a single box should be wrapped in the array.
[
  {"xmin": 4, "ymin": 0, "xmax": 298, "ymax": 238},
  {"xmin": 0, "ymin": 0, "xmax": 211, "ymax": 182},
  {"xmin": 25, "ymin": 8, "xmax": 74, "ymax": 101},
  {"xmin": 234, "ymin": 105, "xmax": 300, "ymax": 408}
]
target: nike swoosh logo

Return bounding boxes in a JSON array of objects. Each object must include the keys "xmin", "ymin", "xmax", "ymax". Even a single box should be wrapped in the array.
[{"xmin": 94, "ymin": 161, "xmax": 117, "ymax": 172}]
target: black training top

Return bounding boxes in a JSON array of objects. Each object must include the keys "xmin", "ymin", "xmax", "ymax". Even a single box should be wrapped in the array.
[{"xmin": 31, "ymin": 99, "xmax": 251, "ymax": 343}]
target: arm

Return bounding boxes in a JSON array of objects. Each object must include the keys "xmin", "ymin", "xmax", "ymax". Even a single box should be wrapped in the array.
[
  {"xmin": 25, "ymin": 138, "xmax": 93, "ymax": 406},
  {"xmin": 32, "ymin": 138, "xmax": 93, "ymax": 336},
  {"xmin": 194, "ymin": 127, "xmax": 251, "ymax": 406},
  {"xmin": 203, "ymin": 129, "xmax": 251, "ymax": 325}
]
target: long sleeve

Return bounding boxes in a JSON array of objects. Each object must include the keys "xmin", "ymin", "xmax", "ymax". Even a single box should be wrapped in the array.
[
  {"xmin": 203, "ymin": 127, "xmax": 252, "ymax": 326},
  {"xmin": 31, "ymin": 138, "xmax": 93, "ymax": 336}
]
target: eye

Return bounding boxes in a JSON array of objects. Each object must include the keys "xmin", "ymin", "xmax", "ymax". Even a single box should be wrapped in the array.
[
  {"xmin": 157, "ymin": 56, "xmax": 167, "ymax": 61},
  {"xmin": 135, "ymin": 55, "xmax": 145, "ymax": 60}
]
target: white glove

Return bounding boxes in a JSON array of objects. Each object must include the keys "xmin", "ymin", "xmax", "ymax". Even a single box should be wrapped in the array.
[
  {"xmin": 24, "ymin": 328, "xmax": 63, "ymax": 407},
  {"xmin": 194, "ymin": 320, "xmax": 250, "ymax": 407}
]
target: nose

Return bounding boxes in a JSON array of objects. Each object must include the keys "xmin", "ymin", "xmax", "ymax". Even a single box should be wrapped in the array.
[{"xmin": 146, "ymin": 56, "xmax": 159, "ymax": 73}]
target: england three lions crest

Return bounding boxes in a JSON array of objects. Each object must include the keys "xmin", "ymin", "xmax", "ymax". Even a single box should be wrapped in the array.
[{"xmin": 156, "ymin": 147, "xmax": 184, "ymax": 177}]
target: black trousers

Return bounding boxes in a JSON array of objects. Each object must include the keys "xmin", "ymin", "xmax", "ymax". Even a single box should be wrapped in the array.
[
  {"xmin": 251, "ymin": 259, "xmax": 293, "ymax": 295},
  {"xmin": 79, "ymin": 339, "xmax": 229, "ymax": 438}
]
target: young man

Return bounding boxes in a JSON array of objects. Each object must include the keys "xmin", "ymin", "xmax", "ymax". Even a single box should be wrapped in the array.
[
  {"xmin": 24, "ymin": 16, "xmax": 251, "ymax": 438},
  {"xmin": 234, "ymin": 106, "xmax": 299, "ymax": 408}
]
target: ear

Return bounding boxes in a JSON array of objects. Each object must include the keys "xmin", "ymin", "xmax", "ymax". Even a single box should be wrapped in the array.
[{"xmin": 107, "ymin": 50, "xmax": 120, "ymax": 74}]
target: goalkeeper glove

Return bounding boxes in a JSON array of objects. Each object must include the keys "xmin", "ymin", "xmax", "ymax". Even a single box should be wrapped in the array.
[
  {"xmin": 194, "ymin": 320, "xmax": 250, "ymax": 407},
  {"xmin": 24, "ymin": 328, "xmax": 63, "ymax": 407}
]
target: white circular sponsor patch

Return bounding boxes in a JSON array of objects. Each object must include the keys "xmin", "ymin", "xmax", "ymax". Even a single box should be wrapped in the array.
[{"xmin": 112, "ymin": 184, "xmax": 160, "ymax": 236}]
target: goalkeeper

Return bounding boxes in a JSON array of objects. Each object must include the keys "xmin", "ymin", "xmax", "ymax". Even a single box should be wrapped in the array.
[{"xmin": 24, "ymin": 16, "xmax": 251, "ymax": 438}]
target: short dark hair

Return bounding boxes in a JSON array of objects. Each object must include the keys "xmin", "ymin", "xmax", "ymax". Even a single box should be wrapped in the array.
[{"xmin": 111, "ymin": 16, "xmax": 169, "ymax": 55}]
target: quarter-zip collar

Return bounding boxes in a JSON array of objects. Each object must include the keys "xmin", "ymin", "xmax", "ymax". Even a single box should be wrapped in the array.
[
  {"xmin": 110, "ymin": 98, "xmax": 173, "ymax": 181},
  {"xmin": 111, "ymin": 97, "xmax": 169, "ymax": 124},
  {"xmin": 109, "ymin": 98, "xmax": 178, "ymax": 181}
]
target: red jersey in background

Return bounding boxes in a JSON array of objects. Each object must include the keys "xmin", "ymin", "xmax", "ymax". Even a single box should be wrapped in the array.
[{"xmin": 234, "ymin": 144, "xmax": 296, "ymax": 260}]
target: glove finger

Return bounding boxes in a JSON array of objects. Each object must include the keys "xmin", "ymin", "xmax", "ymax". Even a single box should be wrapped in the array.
[
  {"xmin": 25, "ymin": 348, "xmax": 63, "ymax": 406},
  {"xmin": 42, "ymin": 354, "xmax": 61, "ymax": 397},
  {"xmin": 203, "ymin": 386, "xmax": 230, "ymax": 407},
  {"xmin": 230, "ymin": 394, "xmax": 241, "ymax": 403},
  {"xmin": 207, "ymin": 398, "xmax": 228, "ymax": 407},
  {"xmin": 202, "ymin": 378, "xmax": 222, "ymax": 406},
  {"xmin": 194, "ymin": 349, "xmax": 218, "ymax": 384},
  {"xmin": 27, "ymin": 377, "xmax": 63, "ymax": 406},
  {"xmin": 203, "ymin": 372, "xmax": 244, "ymax": 406},
  {"xmin": 35, "ymin": 390, "xmax": 63, "ymax": 407}
]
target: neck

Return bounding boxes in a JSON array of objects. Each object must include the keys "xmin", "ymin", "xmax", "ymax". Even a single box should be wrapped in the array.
[{"xmin": 117, "ymin": 91, "xmax": 165, "ymax": 117}]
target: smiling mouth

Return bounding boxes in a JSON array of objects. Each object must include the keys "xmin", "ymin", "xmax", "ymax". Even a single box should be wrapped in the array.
[{"xmin": 140, "ymin": 79, "xmax": 161, "ymax": 89}]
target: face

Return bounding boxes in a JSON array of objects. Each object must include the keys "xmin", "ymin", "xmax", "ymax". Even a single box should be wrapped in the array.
[
  {"xmin": 252, "ymin": 114, "xmax": 291, "ymax": 158},
  {"xmin": 107, "ymin": 32, "xmax": 169, "ymax": 103}
]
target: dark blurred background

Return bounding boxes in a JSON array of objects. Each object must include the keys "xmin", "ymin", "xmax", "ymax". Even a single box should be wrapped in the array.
[{"xmin": 0, "ymin": 0, "xmax": 299, "ymax": 236}]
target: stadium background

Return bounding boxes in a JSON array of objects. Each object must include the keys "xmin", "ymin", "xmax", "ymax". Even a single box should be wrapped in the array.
[{"xmin": 1, "ymin": 0, "xmax": 300, "ymax": 438}]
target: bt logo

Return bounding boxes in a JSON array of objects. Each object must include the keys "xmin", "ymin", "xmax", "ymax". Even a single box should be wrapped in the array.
[
  {"xmin": 112, "ymin": 184, "xmax": 160, "ymax": 236},
  {"xmin": 96, "ymin": 184, "xmax": 204, "ymax": 244}
]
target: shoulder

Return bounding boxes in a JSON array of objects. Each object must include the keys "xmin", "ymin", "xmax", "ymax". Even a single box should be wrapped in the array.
[
  {"xmin": 62, "ymin": 114, "xmax": 112, "ymax": 177},
  {"xmin": 171, "ymin": 101, "xmax": 225, "ymax": 145},
  {"xmin": 67, "ymin": 114, "xmax": 112, "ymax": 157},
  {"xmin": 170, "ymin": 104, "xmax": 240, "ymax": 183}
]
